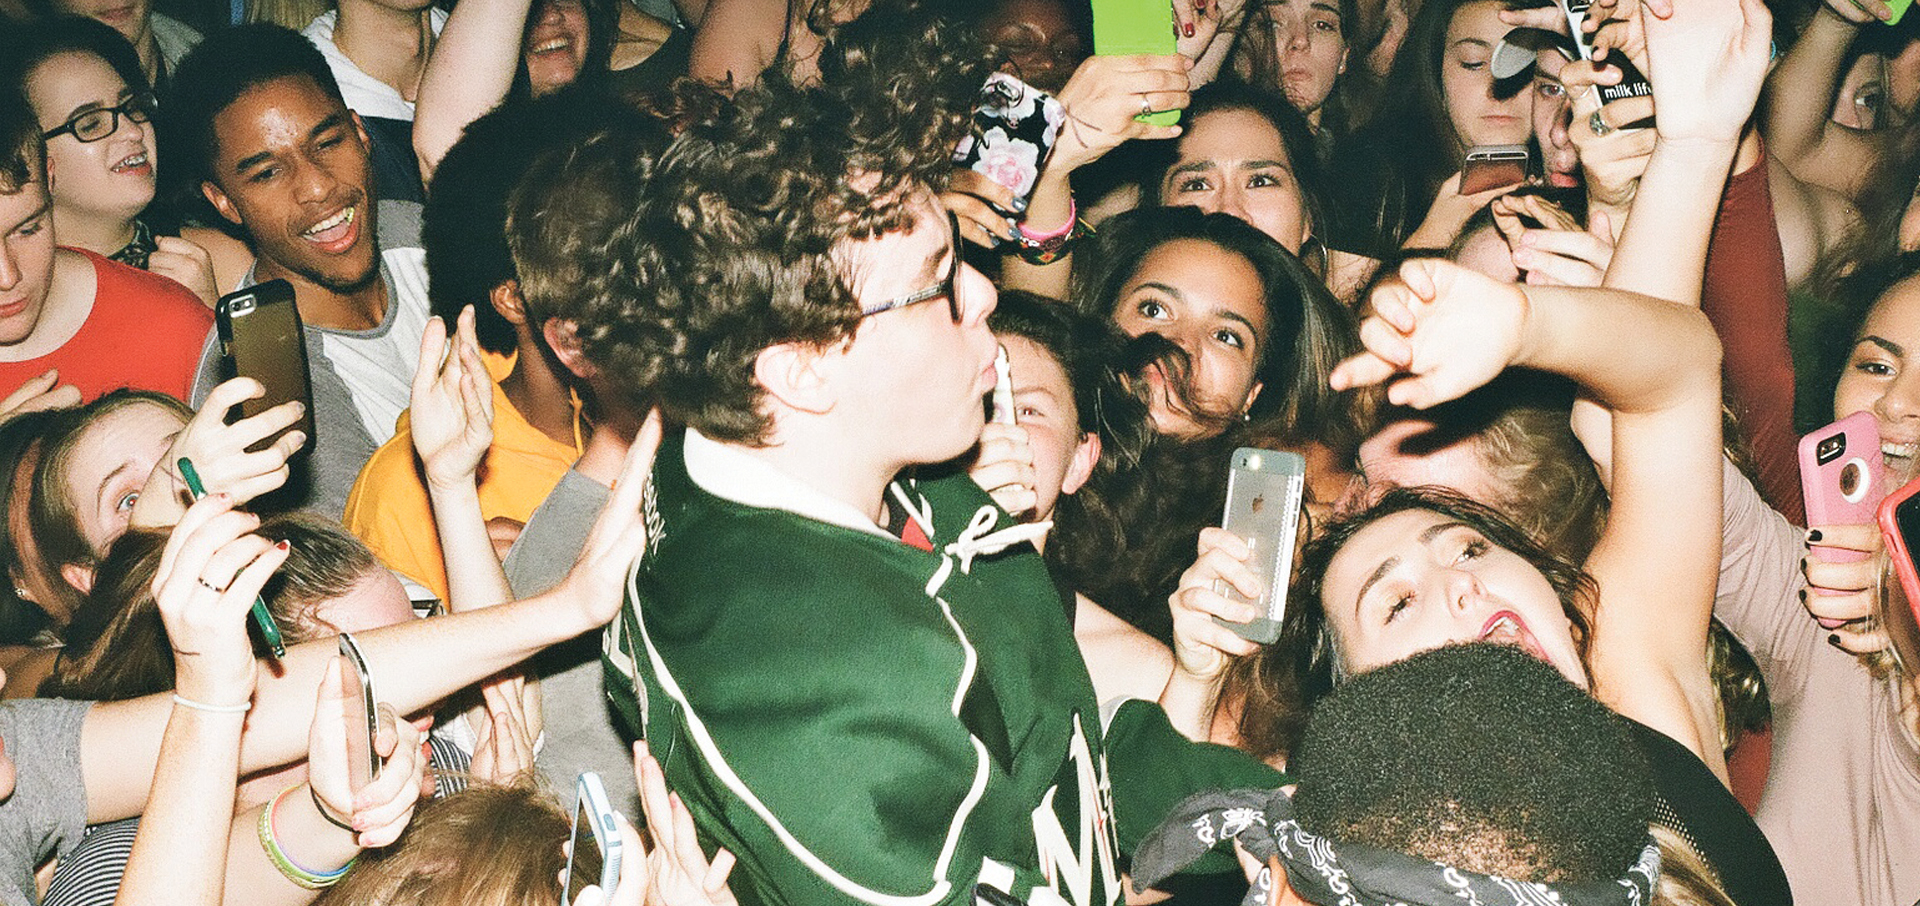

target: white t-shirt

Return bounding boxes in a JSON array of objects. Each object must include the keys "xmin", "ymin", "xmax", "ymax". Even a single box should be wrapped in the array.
[
  {"xmin": 319, "ymin": 247, "xmax": 430, "ymax": 442},
  {"xmin": 302, "ymin": 9, "xmax": 447, "ymax": 122}
]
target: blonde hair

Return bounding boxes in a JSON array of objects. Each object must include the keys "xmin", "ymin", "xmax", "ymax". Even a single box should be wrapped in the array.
[
  {"xmin": 1652, "ymin": 825, "xmax": 1735, "ymax": 906},
  {"xmin": 246, "ymin": 0, "xmax": 330, "ymax": 30},
  {"xmin": 316, "ymin": 780, "xmax": 570, "ymax": 906}
]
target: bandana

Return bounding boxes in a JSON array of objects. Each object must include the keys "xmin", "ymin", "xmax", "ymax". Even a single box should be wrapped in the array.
[
  {"xmin": 1132, "ymin": 788, "xmax": 1661, "ymax": 906},
  {"xmin": 109, "ymin": 219, "xmax": 158, "ymax": 271}
]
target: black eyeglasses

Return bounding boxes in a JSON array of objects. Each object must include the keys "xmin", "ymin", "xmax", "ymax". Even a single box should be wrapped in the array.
[
  {"xmin": 859, "ymin": 211, "xmax": 963, "ymax": 323},
  {"xmin": 41, "ymin": 93, "xmax": 157, "ymax": 144}
]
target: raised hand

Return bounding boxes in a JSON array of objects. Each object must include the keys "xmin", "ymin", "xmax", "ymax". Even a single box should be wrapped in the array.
[
  {"xmin": 1641, "ymin": 0, "xmax": 1772, "ymax": 145},
  {"xmin": 152, "ymin": 494, "xmax": 290, "ymax": 707},
  {"xmin": 1330, "ymin": 258, "xmax": 1530, "ymax": 408},
  {"xmin": 971, "ymin": 422, "xmax": 1040, "ymax": 517},
  {"xmin": 1169, "ymin": 527, "xmax": 1263, "ymax": 682},
  {"xmin": 1052, "ymin": 53, "xmax": 1193, "ymax": 173},
  {"xmin": 412, "ymin": 306, "xmax": 497, "ymax": 491},
  {"xmin": 636, "ymin": 740, "xmax": 738, "ymax": 906},
  {"xmin": 306, "ymin": 656, "xmax": 431, "ymax": 847},
  {"xmin": 556, "ymin": 410, "xmax": 664, "ymax": 629},
  {"xmin": 133, "ymin": 377, "xmax": 307, "ymax": 528},
  {"xmin": 468, "ymin": 673, "xmax": 538, "ymax": 784}
]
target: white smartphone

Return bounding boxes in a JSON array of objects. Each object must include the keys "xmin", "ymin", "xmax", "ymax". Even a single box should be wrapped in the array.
[
  {"xmin": 336, "ymin": 632, "xmax": 382, "ymax": 794},
  {"xmin": 563, "ymin": 772, "xmax": 624, "ymax": 900},
  {"xmin": 1215, "ymin": 448, "xmax": 1307, "ymax": 645}
]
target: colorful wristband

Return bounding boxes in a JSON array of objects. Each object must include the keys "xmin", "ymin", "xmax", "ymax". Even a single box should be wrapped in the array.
[{"xmin": 258, "ymin": 785, "xmax": 355, "ymax": 889}]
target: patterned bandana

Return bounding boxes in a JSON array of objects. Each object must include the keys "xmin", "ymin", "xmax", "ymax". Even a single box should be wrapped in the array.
[
  {"xmin": 1132, "ymin": 788, "xmax": 1661, "ymax": 906},
  {"xmin": 109, "ymin": 219, "xmax": 158, "ymax": 271}
]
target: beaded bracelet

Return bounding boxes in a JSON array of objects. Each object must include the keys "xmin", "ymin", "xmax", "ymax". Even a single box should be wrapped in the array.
[{"xmin": 258, "ymin": 785, "xmax": 355, "ymax": 889}]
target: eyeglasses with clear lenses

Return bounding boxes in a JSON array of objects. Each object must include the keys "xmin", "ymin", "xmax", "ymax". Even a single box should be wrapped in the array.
[
  {"xmin": 41, "ymin": 93, "xmax": 158, "ymax": 144},
  {"xmin": 858, "ymin": 211, "xmax": 963, "ymax": 324}
]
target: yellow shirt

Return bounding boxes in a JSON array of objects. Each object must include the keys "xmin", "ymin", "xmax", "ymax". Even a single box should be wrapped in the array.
[{"xmin": 342, "ymin": 351, "xmax": 585, "ymax": 603}]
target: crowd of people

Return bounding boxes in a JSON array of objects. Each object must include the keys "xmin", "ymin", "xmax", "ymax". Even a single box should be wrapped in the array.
[{"xmin": 0, "ymin": 0, "xmax": 1915, "ymax": 902}]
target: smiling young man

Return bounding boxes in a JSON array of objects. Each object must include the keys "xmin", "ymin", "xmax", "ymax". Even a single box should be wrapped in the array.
[
  {"xmin": 0, "ymin": 88, "xmax": 211, "ymax": 406},
  {"xmin": 588, "ymin": 74, "xmax": 1281, "ymax": 906},
  {"xmin": 170, "ymin": 25, "xmax": 431, "ymax": 520}
]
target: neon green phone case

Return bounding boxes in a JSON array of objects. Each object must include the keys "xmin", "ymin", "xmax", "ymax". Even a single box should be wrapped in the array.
[
  {"xmin": 1890, "ymin": 0, "xmax": 1914, "ymax": 27},
  {"xmin": 1091, "ymin": 0, "xmax": 1181, "ymax": 126}
]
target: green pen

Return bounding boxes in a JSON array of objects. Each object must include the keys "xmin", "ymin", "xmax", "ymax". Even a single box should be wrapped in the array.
[{"xmin": 177, "ymin": 457, "xmax": 287, "ymax": 657}]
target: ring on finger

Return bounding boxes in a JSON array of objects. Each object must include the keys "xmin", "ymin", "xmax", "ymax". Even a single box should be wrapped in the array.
[
  {"xmin": 1588, "ymin": 109, "xmax": 1614, "ymax": 137},
  {"xmin": 1139, "ymin": 95, "xmax": 1153, "ymax": 117},
  {"xmin": 196, "ymin": 575, "xmax": 229, "ymax": 594}
]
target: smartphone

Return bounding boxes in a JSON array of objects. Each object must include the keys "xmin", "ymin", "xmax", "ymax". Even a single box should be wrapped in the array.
[
  {"xmin": 336, "ymin": 632, "xmax": 384, "ymax": 794},
  {"xmin": 1799, "ymin": 411, "xmax": 1885, "ymax": 564},
  {"xmin": 176, "ymin": 457, "xmax": 287, "ymax": 657},
  {"xmin": 1890, "ymin": 0, "xmax": 1915, "ymax": 26},
  {"xmin": 1215, "ymin": 448, "xmax": 1306, "ymax": 645},
  {"xmin": 1091, "ymin": 0, "xmax": 1180, "ymax": 126},
  {"xmin": 952, "ymin": 73, "xmax": 1066, "ymax": 209},
  {"xmin": 215, "ymin": 279, "xmax": 316, "ymax": 453},
  {"xmin": 1874, "ymin": 479, "xmax": 1920, "ymax": 682},
  {"xmin": 1460, "ymin": 145, "xmax": 1529, "ymax": 194},
  {"xmin": 1558, "ymin": 0, "xmax": 1654, "ymax": 112},
  {"xmin": 563, "ymin": 772, "xmax": 624, "ymax": 900},
  {"xmin": 991, "ymin": 345, "xmax": 1016, "ymax": 426}
]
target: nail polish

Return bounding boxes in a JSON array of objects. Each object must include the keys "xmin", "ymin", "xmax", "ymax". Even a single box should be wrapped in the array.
[
  {"xmin": 1828, "ymin": 633, "xmax": 1843, "ymax": 648},
  {"xmin": 1185, "ymin": 21, "xmax": 1196, "ymax": 36},
  {"xmin": 275, "ymin": 540, "xmax": 290, "ymax": 552},
  {"xmin": 1807, "ymin": 528, "xmax": 1824, "ymax": 543}
]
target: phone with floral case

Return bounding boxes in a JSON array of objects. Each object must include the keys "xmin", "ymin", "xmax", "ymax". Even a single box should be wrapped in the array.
[{"xmin": 951, "ymin": 72, "xmax": 1065, "ymax": 210}]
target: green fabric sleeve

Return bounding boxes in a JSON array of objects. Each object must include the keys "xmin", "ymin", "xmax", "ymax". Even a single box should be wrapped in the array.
[{"xmin": 1104, "ymin": 698, "xmax": 1288, "ymax": 879}]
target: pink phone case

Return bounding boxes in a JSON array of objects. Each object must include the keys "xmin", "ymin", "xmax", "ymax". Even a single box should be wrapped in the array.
[
  {"xmin": 1876, "ymin": 479, "xmax": 1920, "ymax": 627},
  {"xmin": 1799, "ymin": 411, "xmax": 1884, "ymax": 565}
]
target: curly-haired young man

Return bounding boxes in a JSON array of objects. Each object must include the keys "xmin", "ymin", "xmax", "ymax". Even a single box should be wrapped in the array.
[{"xmin": 589, "ymin": 74, "xmax": 1281, "ymax": 906}]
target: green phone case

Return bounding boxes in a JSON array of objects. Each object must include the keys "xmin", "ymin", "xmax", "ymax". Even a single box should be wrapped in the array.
[
  {"xmin": 1091, "ymin": 0, "xmax": 1181, "ymax": 126},
  {"xmin": 1891, "ymin": 0, "xmax": 1914, "ymax": 26}
]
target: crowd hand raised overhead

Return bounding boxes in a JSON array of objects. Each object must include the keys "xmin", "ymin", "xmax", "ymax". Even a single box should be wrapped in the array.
[
  {"xmin": 307, "ymin": 656, "xmax": 432, "ymax": 848},
  {"xmin": 413, "ymin": 305, "xmax": 498, "ymax": 492},
  {"xmin": 152, "ymin": 493, "xmax": 289, "ymax": 707},
  {"xmin": 1640, "ymin": 0, "xmax": 1772, "ymax": 146},
  {"xmin": 1331, "ymin": 258, "xmax": 1530, "ymax": 409}
]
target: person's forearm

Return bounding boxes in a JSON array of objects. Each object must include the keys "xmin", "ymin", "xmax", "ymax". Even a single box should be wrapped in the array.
[
  {"xmin": 427, "ymin": 479, "xmax": 513, "ymax": 611},
  {"xmin": 1517, "ymin": 284, "xmax": 1723, "ymax": 414},
  {"xmin": 1763, "ymin": 8, "xmax": 1857, "ymax": 167},
  {"xmin": 997, "ymin": 166, "xmax": 1078, "ymax": 299},
  {"xmin": 412, "ymin": 0, "xmax": 536, "ymax": 182},
  {"xmin": 114, "ymin": 704, "xmax": 246, "ymax": 906},
  {"xmin": 1604, "ymin": 138, "xmax": 1739, "ymax": 306},
  {"xmin": 84, "ymin": 587, "xmax": 605, "ymax": 823},
  {"xmin": 220, "ymin": 787, "xmax": 357, "ymax": 906},
  {"xmin": 1156, "ymin": 670, "xmax": 1221, "ymax": 742}
]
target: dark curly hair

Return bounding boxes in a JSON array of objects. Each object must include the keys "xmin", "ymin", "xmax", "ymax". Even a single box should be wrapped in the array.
[
  {"xmin": 1230, "ymin": 485, "xmax": 1598, "ymax": 758},
  {"xmin": 1068, "ymin": 205, "xmax": 1356, "ymax": 445},
  {"xmin": 1291, "ymin": 642, "xmax": 1655, "ymax": 884},
  {"xmin": 571, "ymin": 11, "xmax": 984, "ymax": 442}
]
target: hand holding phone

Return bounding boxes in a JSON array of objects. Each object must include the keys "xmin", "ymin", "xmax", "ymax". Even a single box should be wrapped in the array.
[
  {"xmin": 1214, "ymin": 448, "xmax": 1306, "ymax": 644},
  {"xmin": 1091, "ymin": 0, "xmax": 1181, "ymax": 125},
  {"xmin": 1460, "ymin": 145, "xmax": 1530, "ymax": 195},
  {"xmin": 216, "ymin": 280, "xmax": 316, "ymax": 455},
  {"xmin": 952, "ymin": 73, "xmax": 1066, "ymax": 208},
  {"xmin": 178, "ymin": 457, "xmax": 287, "ymax": 656},
  {"xmin": 1799, "ymin": 412, "xmax": 1886, "ymax": 565},
  {"xmin": 336, "ymin": 632, "xmax": 384, "ymax": 794},
  {"xmin": 564, "ymin": 772, "xmax": 625, "ymax": 902}
]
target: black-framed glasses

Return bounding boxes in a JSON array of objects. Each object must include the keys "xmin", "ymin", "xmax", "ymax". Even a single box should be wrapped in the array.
[
  {"xmin": 41, "ymin": 93, "xmax": 158, "ymax": 144},
  {"xmin": 859, "ymin": 211, "xmax": 962, "ymax": 323}
]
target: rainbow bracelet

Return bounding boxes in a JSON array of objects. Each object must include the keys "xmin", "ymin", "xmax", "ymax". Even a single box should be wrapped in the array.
[{"xmin": 257, "ymin": 785, "xmax": 355, "ymax": 889}]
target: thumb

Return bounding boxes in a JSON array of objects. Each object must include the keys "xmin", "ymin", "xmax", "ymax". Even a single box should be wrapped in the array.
[{"xmin": 1589, "ymin": 209, "xmax": 1612, "ymax": 241}]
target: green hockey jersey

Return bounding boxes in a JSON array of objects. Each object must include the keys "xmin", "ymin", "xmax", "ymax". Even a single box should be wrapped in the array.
[{"xmin": 603, "ymin": 430, "xmax": 1281, "ymax": 906}]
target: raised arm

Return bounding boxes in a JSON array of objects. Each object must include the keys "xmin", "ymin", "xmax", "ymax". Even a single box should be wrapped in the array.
[
  {"xmin": 1333, "ymin": 261, "xmax": 1726, "ymax": 774},
  {"xmin": 79, "ymin": 414, "xmax": 663, "ymax": 824},
  {"xmin": 412, "ymin": 308, "xmax": 513, "ymax": 612},
  {"xmin": 1762, "ymin": 0, "xmax": 1893, "ymax": 200},
  {"xmin": 412, "ymin": 0, "xmax": 537, "ymax": 183}
]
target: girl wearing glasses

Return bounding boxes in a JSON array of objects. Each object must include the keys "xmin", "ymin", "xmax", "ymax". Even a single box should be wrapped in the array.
[{"xmin": 7, "ymin": 17, "xmax": 244, "ymax": 306}]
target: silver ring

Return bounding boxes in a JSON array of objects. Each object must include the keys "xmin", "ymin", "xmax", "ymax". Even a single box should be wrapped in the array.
[
  {"xmin": 196, "ymin": 576, "xmax": 227, "ymax": 594},
  {"xmin": 1588, "ymin": 109, "xmax": 1614, "ymax": 138},
  {"xmin": 1140, "ymin": 96, "xmax": 1153, "ymax": 117}
]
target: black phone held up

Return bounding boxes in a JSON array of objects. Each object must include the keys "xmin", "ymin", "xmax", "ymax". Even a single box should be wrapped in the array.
[{"xmin": 215, "ymin": 279, "xmax": 316, "ymax": 453}]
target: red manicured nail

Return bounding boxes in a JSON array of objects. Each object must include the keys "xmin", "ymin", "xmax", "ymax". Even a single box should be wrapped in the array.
[
  {"xmin": 1184, "ymin": 21, "xmax": 1196, "ymax": 36},
  {"xmin": 275, "ymin": 540, "xmax": 290, "ymax": 551}
]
